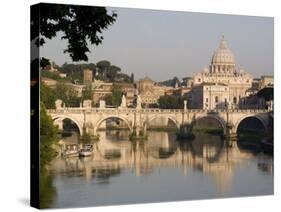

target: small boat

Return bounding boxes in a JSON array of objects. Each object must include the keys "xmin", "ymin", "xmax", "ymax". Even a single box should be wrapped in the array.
[
  {"xmin": 62, "ymin": 144, "xmax": 79, "ymax": 157},
  {"xmin": 63, "ymin": 149, "xmax": 79, "ymax": 157},
  {"xmin": 79, "ymin": 148, "xmax": 93, "ymax": 157},
  {"xmin": 79, "ymin": 149, "xmax": 93, "ymax": 157}
]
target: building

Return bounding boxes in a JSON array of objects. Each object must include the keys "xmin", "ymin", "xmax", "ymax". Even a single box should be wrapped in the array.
[
  {"xmin": 192, "ymin": 83, "xmax": 229, "ymax": 110},
  {"xmin": 260, "ymin": 75, "xmax": 274, "ymax": 88},
  {"xmin": 67, "ymin": 83, "xmax": 85, "ymax": 97},
  {"xmin": 136, "ymin": 77, "xmax": 158, "ymax": 105},
  {"xmin": 165, "ymin": 87, "xmax": 191, "ymax": 97},
  {"xmin": 182, "ymin": 77, "xmax": 194, "ymax": 87},
  {"xmin": 136, "ymin": 77, "xmax": 172, "ymax": 105},
  {"xmin": 92, "ymin": 80, "xmax": 113, "ymax": 104},
  {"xmin": 83, "ymin": 69, "xmax": 93, "ymax": 84},
  {"xmin": 190, "ymin": 36, "xmax": 253, "ymax": 109}
]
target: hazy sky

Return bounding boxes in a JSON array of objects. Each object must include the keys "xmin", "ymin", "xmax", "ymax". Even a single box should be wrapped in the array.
[{"xmin": 40, "ymin": 7, "xmax": 274, "ymax": 81}]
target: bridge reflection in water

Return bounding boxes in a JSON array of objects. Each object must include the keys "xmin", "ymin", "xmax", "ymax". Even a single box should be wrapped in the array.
[{"xmin": 49, "ymin": 130, "xmax": 273, "ymax": 208}]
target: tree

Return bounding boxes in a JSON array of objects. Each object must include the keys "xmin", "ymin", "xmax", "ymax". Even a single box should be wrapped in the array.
[
  {"xmin": 40, "ymin": 102, "xmax": 58, "ymax": 207},
  {"xmin": 40, "ymin": 102, "xmax": 58, "ymax": 173},
  {"xmin": 40, "ymin": 57, "xmax": 51, "ymax": 69},
  {"xmin": 257, "ymin": 87, "xmax": 273, "ymax": 101},
  {"xmin": 107, "ymin": 65, "xmax": 121, "ymax": 81},
  {"xmin": 54, "ymin": 83, "xmax": 81, "ymax": 107},
  {"xmin": 160, "ymin": 77, "xmax": 181, "ymax": 87},
  {"xmin": 96, "ymin": 60, "xmax": 111, "ymax": 80},
  {"xmin": 96, "ymin": 60, "xmax": 111, "ymax": 70},
  {"xmin": 40, "ymin": 82, "xmax": 56, "ymax": 109},
  {"xmin": 159, "ymin": 95, "xmax": 186, "ymax": 109},
  {"xmin": 31, "ymin": 3, "xmax": 117, "ymax": 61},
  {"xmin": 82, "ymin": 85, "xmax": 93, "ymax": 100},
  {"xmin": 130, "ymin": 73, "xmax": 134, "ymax": 83},
  {"xmin": 103, "ymin": 84, "xmax": 123, "ymax": 106}
]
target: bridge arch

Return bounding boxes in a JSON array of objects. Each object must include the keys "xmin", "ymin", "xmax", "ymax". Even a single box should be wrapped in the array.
[
  {"xmin": 52, "ymin": 115, "xmax": 83, "ymax": 136},
  {"xmin": 144, "ymin": 115, "xmax": 180, "ymax": 130},
  {"xmin": 94, "ymin": 115, "xmax": 133, "ymax": 134},
  {"xmin": 192, "ymin": 114, "xmax": 227, "ymax": 133},
  {"xmin": 234, "ymin": 114, "xmax": 268, "ymax": 134}
]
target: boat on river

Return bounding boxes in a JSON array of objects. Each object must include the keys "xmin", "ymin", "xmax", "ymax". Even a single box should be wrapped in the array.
[
  {"xmin": 63, "ymin": 149, "xmax": 79, "ymax": 157},
  {"xmin": 79, "ymin": 144, "xmax": 94, "ymax": 157},
  {"xmin": 62, "ymin": 144, "xmax": 79, "ymax": 157}
]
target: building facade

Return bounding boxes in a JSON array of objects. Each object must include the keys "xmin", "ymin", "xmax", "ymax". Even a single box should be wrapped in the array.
[
  {"xmin": 190, "ymin": 36, "xmax": 253, "ymax": 109},
  {"xmin": 83, "ymin": 69, "xmax": 93, "ymax": 85},
  {"xmin": 136, "ymin": 77, "xmax": 172, "ymax": 105}
]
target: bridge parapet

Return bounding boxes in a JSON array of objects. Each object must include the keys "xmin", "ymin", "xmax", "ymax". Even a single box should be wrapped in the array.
[{"xmin": 47, "ymin": 108, "xmax": 270, "ymax": 115}]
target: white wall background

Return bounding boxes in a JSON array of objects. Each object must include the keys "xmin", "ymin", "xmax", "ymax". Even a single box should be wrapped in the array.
[{"xmin": 0, "ymin": 0, "xmax": 279, "ymax": 211}]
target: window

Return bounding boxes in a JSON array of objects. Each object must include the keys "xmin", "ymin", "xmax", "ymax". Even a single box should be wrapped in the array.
[
  {"xmin": 215, "ymin": 96, "xmax": 218, "ymax": 103},
  {"xmin": 206, "ymin": 98, "xmax": 208, "ymax": 103},
  {"xmin": 198, "ymin": 78, "xmax": 201, "ymax": 82}
]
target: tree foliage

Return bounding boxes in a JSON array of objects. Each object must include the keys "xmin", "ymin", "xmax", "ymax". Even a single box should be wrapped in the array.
[
  {"xmin": 40, "ymin": 57, "xmax": 51, "ymax": 69},
  {"xmin": 41, "ymin": 82, "xmax": 82, "ymax": 109},
  {"xmin": 53, "ymin": 83, "xmax": 81, "ymax": 107},
  {"xmin": 82, "ymin": 85, "xmax": 93, "ymax": 100},
  {"xmin": 31, "ymin": 3, "xmax": 117, "ymax": 61},
  {"xmin": 160, "ymin": 77, "xmax": 181, "ymax": 87},
  {"xmin": 103, "ymin": 84, "xmax": 123, "ymax": 106},
  {"xmin": 257, "ymin": 87, "xmax": 273, "ymax": 101},
  {"xmin": 40, "ymin": 82, "xmax": 56, "ymax": 109},
  {"xmin": 40, "ymin": 102, "xmax": 58, "ymax": 173},
  {"xmin": 159, "ymin": 95, "xmax": 186, "ymax": 109},
  {"xmin": 60, "ymin": 63, "xmax": 96, "ymax": 83}
]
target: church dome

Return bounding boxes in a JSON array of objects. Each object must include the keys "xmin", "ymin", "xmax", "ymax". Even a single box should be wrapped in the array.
[{"xmin": 211, "ymin": 36, "xmax": 235, "ymax": 65}]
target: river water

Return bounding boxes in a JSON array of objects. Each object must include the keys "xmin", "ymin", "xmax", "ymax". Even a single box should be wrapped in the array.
[{"xmin": 45, "ymin": 130, "xmax": 273, "ymax": 208}]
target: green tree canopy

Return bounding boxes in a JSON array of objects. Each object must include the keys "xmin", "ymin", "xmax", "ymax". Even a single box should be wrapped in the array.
[
  {"xmin": 159, "ymin": 95, "xmax": 186, "ymax": 109},
  {"xmin": 40, "ymin": 82, "xmax": 56, "ymax": 109},
  {"xmin": 103, "ymin": 84, "xmax": 123, "ymax": 106},
  {"xmin": 32, "ymin": 3, "xmax": 117, "ymax": 61},
  {"xmin": 257, "ymin": 87, "xmax": 273, "ymax": 101},
  {"xmin": 106, "ymin": 65, "xmax": 121, "ymax": 81},
  {"xmin": 82, "ymin": 85, "xmax": 93, "ymax": 101},
  {"xmin": 40, "ymin": 102, "xmax": 58, "ymax": 173},
  {"xmin": 96, "ymin": 60, "xmax": 111, "ymax": 70},
  {"xmin": 53, "ymin": 83, "xmax": 81, "ymax": 107},
  {"xmin": 40, "ymin": 57, "xmax": 51, "ymax": 69}
]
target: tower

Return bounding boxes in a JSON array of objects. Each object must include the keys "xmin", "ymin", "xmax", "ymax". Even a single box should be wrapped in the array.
[{"xmin": 83, "ymin": 69, "xmax": 93, "ymax": 85}]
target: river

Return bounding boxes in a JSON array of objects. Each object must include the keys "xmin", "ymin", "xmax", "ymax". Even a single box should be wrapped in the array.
[{"xmin": 43, "ymin": 130, "xmax": 273, "ymax": 208}]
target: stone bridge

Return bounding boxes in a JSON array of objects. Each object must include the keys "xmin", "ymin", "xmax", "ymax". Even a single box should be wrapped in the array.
[{"xmin": 47, "ymin": 104, "xmax": 272, "ymax": 138}]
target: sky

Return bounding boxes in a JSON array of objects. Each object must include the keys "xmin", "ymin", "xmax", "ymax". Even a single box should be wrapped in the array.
[{"xmin": 40, "ymin": 7, "xmax": 274, "ymax": 81}]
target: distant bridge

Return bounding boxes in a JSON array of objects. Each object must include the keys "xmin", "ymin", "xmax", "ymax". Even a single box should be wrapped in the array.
[{"xmin": 47, "ymin": 104, "xmax": 272, "ymax": 137}]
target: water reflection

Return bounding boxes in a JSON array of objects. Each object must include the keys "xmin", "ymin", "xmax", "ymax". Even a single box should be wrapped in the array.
[{"xmin": 47, "ymin": 130, "xmax": 273, "ymax": 208}]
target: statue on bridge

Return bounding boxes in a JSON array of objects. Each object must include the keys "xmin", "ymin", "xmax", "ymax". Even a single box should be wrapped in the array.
[
  {"xmin": 99, "ymin": 100, "xmax": 106, "ymax": 108},
  {"xmin": 55, "ymin": 99, "xmax": 63, "ymax": 110},
  {"xmin": 184, "ymin": 100, "xmax": 188, "ymax": 111},
  {"xmin": 83, "ymin": 100, "xmax": 92, "ymax": 109},
  {"xmin": 136, "ymin": 94, "xmax": 142, "ymax": 109},
  {"xmin": 120, "ymin": 94, "xmax": 127, "ymax": 108}
]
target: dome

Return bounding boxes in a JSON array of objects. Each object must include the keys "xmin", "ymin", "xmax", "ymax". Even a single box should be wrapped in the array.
[{"xmin": 211, "ymin": 36, "xmax": 235, "ymax": 65}]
